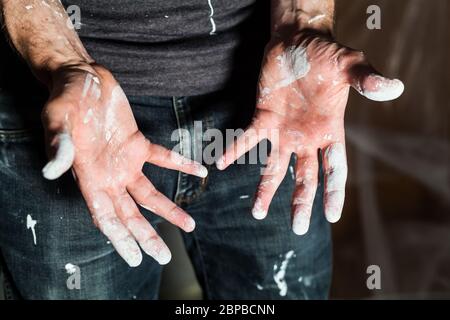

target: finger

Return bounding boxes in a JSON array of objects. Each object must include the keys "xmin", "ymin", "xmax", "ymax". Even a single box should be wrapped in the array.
[
  {"xmin": 127, "ymin": 175, "xmax": 196, "ymax": 233},
  {"xmin": 291, "ymin": 156, "xmax": 318, "ymax": 235},
  {"xmin": 346, "ymin": 58, "xmax": 404, "ymax": 102},
  {"xmin": 42, "ymin": 133, "xmax": 75, "ymax": 180},
  {"xmin": 147, "ymin": 142, "xmax": 208, "ymax": 178},
  {"xmin": 252, "ymin": 151, "xmax": 291, "ymax": 220},
  {"xmin": 322, "ymin": 143, "xmax": 348, "ymax": 223},
  {"xmin": 87, "ymin": 191, "xmax": 143, "ymax": 267},
  {"xmin": 113, "ymin": 192, "xmax": 172, "ymax": 265},
  {"xmin": 216, "ymin": 125, "xmax": 265, "ymax": 170}
]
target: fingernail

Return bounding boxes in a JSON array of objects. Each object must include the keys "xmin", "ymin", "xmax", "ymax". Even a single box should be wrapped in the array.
[
  {"xmin": 184, "ymin": 216, "xmax": 196, "ymax": 232},
  {"xmin": 197, "ymin": 166, "xmax": 208, "ymax": 178},
  {"xmin": 292, "ymin": 212, "xmax": 310, "ymax": 235},
  {"xmin": 216, "ymin": 157, "xmax": 226, "ymax": 170},
  {"xmin": 118, "ymin": 237, "xmax": 143, "ymax": 267},
  {"xmin": 363, "ymin": 77, "xmax": 404, "ymax": 102},
  {"xmin": 252, "ymin": 207, "xmax": 267, "ymax": 220},
  {"xmin": 156, "ymin": 249, "xmax": 172, "ymax": 265},
  {"xmin": 325, "ymin": 206, "xmax": 342, "ymax": 223}
]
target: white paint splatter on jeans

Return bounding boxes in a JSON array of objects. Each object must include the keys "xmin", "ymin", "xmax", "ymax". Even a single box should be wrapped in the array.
[
  {"xmin": 273, "ymin": 250, "xmax": 295, "ymax": 296},
  {"xmin": 26, "ymin": 214, "xmax": 37, "ymax": 245},
  {"xmin": 65, "ymin": 263, "xmax": 78, "ymax": 274}
]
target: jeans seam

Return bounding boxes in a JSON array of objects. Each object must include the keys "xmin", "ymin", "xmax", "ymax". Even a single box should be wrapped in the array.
[{"xmin": 191, "ymin": 231, "xmax": 212, "ymax": 299}]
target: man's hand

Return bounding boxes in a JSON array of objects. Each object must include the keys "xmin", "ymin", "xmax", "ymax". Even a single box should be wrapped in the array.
[
  {"xmin": 217, "ymin": 24, "xmax": 404, "ymax": 234},
  {"xmin": 42, "ymin": 64, "xmax": 208, "ymax": 266},
  {"xmin": 1, "ymin": 0, "xmax": 208, "ymax": 267}
]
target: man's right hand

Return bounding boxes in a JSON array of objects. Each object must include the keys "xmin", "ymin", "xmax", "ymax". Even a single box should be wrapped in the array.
[{"xmin": 41, "ymin": 64, "xmax": 208, "ymax": 267}]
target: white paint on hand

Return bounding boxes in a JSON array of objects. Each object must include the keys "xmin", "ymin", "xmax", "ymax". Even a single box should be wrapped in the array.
[
  {"xmin": 98, "ymin": 217, "xmax": 143, "ymax": 267},
  {"xmin": 207, "ymin": 0, "xmax": 217, "ymax": 35},
  {"xmin": 25, "ymin": 5, "xmax": 33, "ymax": 10},
  {"xmin": 292, "ymin": 209, "xmax": 310, "ymax": 235},
  {"xmin": 308, "ymin": 14, "xmax": 326, "ymax": 24},
  {"xmin": 252, "ymin": 198, "xmax": 267, "ymax": 220},
  {"xmin": 323, "ymin": 143, "xmax": 347, "ymax": 223},
  {"xmin": 360, "ymin": 75, "xmax": 405, "ymax": 102},
  {"xmin": 276, "ymin": 46, "xmax": 311, "ymax": 89},
  {"xmin": 81, "ymin": 73, "xmax": 93, "ymax": 99},
  {"xmin": 42, "ymin": 133, "xmax": 75, "ymax": 180},
  {"xmin": 273, "ymin": 250, "xmax": 295, "ymax": 297},
  {"xmin": 26, "ymin": 214, "xmax": 37, "ymax": 245},
  {"xmin": 83, "ymin": 108, "xmax": 94, "ymax": 124},
  {"xmin": 197, "ymin": 166, "xmax": 209, "ymax": 178}
]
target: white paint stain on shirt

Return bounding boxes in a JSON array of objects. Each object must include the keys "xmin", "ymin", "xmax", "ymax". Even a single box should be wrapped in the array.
[{"xmin": 207, "ymin": 0, "xmax": 217, "ymax": 35}]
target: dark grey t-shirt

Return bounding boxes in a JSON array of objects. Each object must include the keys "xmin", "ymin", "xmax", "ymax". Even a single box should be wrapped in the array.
[{"xmin": 59, "ymin": 0, "xmax": 269, "ymax": 96}]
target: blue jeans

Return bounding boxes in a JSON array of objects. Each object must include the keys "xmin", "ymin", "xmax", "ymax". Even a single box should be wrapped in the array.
[{"xmin": 0, "ymin": 86, "xmax": 332, "ymax": 299}]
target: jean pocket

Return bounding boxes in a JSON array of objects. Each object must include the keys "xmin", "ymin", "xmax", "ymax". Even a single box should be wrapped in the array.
[{"xmin": 0, "ymin": 127, "xmax": 45, "ymax": 172}]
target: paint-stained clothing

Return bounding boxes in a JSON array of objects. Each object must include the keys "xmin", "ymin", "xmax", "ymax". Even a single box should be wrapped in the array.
[
  {"xmin": 0, "ymin": 82, "xmax": 332, "ymax": 299},
  {"xmin": 56, "ymin": 0, "xmax": 269, "ymax": 96}
]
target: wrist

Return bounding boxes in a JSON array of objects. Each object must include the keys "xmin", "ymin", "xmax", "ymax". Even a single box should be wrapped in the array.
[
  {"xmin": 38, "ymin": 57, "xmax": 96, "ymax": 91},
  {"xmin": 270, "ymin": 0, "xmax": 334, "ymax": 39}
]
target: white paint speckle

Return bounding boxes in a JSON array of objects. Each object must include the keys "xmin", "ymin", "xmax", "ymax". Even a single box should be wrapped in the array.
[
  {"xmin": 207, "ymin": 0, "xmax": 217, "ymax": 35},
  {"xmin": 273, "ymin": 250, "xmax": 295, "ymax": 296},
  {"xmin": 308, "ymin": 14, "xmax": 326, "ymax": 24},
  {"xmin": 239, "ymin": 195, "xmax": 250, "ymax": 199},
  {"xmin": 26, "ymin": 214, "xmax": 37, "ymax": 245},
  {"xmin": 83, "ymin": 108, "xmax": 94, "ymax": 124},
  {"xmin": 65, "ymin": 263, "xmax": 78, "ymax": 274}
]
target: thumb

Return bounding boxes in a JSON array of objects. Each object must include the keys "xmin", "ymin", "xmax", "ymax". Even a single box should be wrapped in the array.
[
  {"xmin": 42, "ymin": 132, "xmax": 75, "ymax": 180},
  {"xmin": 346, "ymin": 60, "xmax": 404, "ymax": 102}
]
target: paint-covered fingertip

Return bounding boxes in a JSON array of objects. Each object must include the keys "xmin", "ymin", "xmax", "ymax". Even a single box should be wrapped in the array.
[
  {"xmin": 183, "ymin": 217, "xmax": 196, "ymax": 233},
  {"xmin": 292, "ymin": 214, "xmax": 310, "ymax": 235},
  {"xmin": 156, "ymin": 250, "xmax": 172, "ymax": 265},
  {"xmin": 252, "ymin": 208, "xmax": 267, "ymax": 220},
  {"xmin": 42, "ymin": 161, "xmax": 59, "ymax": 180},
  {"xmin": 125, "ymin": 252, "xmax": 143, "ymax": 268},
  {"xmin": 197, "ymin": 166, "xmax": 209, "ymax": 178},
  {"xmin": 325, "ymin": 208, "xmax": 342, "ymax": 224},
  {"xmin": 215, "ymin": 157, "xmax": 227, "ymax": 170},
  {"xmin": 363, "ymin": 77, "xmax": 405, "ymax": 102}
]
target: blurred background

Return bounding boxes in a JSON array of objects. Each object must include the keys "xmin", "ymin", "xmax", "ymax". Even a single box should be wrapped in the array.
[
  {"xmin": 158, "ymin": 0, "xmax": 450, "ymax": 300},
  {"xmin": 0, "ymin": 0, "xmax": 449, "ymax": 300}
]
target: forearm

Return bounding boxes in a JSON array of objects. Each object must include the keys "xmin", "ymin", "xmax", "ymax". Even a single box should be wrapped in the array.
[
  {"xmin": 0, "ymin": 0, "xmax": 94, "ymax": 86},
  {"xmin": 271, "ymin": 0, "xmax": 335, "ymax": 37}
]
